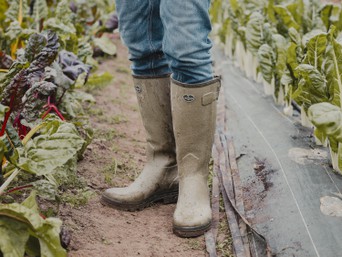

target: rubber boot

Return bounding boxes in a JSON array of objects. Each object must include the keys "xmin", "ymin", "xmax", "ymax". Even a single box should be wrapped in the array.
[
  {"xmin": 171, "ymin": 77, "xmax": 221, "ymax": 237},
  {"xmin": 101, "ymin": 75, "xmax": 178, "ymax": 211}
]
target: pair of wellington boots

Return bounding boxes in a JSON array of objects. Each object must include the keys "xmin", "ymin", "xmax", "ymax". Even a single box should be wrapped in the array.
[{"xmin": 101, "ymin": 74, "xmax": 220, "ymax": 237}]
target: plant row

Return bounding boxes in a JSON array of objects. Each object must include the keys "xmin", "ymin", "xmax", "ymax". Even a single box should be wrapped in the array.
[
  {"xmin": 0, "ymin": 1, "xmax": 118, "ymax": 256},
  {"xmin": 211, "ymin": 0, "xmax": 342, "ymax": 173}
]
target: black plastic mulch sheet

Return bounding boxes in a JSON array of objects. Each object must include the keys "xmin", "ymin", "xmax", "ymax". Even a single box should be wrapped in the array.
[{"xmin": 213, "ymin": 47, "xmax": 342, "ymax": 257}]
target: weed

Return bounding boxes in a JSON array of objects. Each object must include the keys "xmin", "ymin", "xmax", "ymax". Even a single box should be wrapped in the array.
[
  {"xmin": 110, "ymin": 114, "xmax": 127, "ymax": 124},
  {"xmin": 87, "ymin": 107, "xmax": 104, "ymax": 116},
  {"xmin": 186, "ymin": 238, "xmax": 204, "ymax": 251},
  {"xmin": 59, "ymin": 188, "xmax": 95, "ymax": 207},
  {"xmin": 216, "ymin": 213, "xmax": 234, "ymax": 257},
  {"xmin": 101, "ymin": 159, "xmax": 118, "ymax": 186},
  {"xmin": 94, "ymin": 128, "xmax": 124, "ymax": 140},
  {"xmin": 116, "ymin": 66, "xmax": 130, "ymax": 74}
]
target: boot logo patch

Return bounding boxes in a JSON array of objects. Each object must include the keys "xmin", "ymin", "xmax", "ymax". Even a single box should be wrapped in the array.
[
  {"xmin": 135, "ymin": 85, "xmax": 142, "ymax": 93},
  {"xmin": 183, "ymin": 94, "xmax": 195, "ymax": 103}
]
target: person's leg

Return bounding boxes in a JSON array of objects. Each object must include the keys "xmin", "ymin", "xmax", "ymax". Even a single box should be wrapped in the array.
[
  {"xmin": 116, "ymin": 0, "xmax": 171, "ymax": 76},
  {"xmin": 101, "ymin": 1, "xmax": 178, "ymax": 210},
  {"xmin": 160, "ymin": 0, "xmax": 213, "ymax": 84},
  {"xmin": 160, "ymin": 0, "xmax": 220, "ymax": 237}
]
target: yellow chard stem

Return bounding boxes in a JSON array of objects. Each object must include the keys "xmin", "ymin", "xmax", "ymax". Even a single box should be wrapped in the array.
[
  {"xmin": 22, "ymin": 123, "xmax": 45, "ymax": 146},
  {"xmin": 0, "ymin": 168, "xmax": 20, "ymax": 195},
  {"xmin": 18, "ymin": 0, "xmax": 23, "ymax": 25}
]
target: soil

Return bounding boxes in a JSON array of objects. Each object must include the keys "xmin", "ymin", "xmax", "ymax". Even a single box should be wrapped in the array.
[{"xmin": 60, "ymin": 34, "xmax": 207, "ymax": 257}]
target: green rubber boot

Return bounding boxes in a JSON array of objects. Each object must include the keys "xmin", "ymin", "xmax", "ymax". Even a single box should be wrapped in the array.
[
  {"xmin": 101, "ymin": 75, "xmax": 178, "ymax": 211},
  {"xmin": 171, "ymin": 77, "xmax": 220, "ymax": 237}
]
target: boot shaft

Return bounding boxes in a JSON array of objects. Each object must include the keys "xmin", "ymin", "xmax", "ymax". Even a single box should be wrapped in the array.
[
  {"xmin": 171, "ymin": 77, "xmax": 221, "ymax": 175},
  {"xmin": 133, "ymin": 75, "xmax": 176, "ymax": 166}
]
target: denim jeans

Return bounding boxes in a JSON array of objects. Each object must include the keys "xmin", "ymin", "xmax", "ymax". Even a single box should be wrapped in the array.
[{"xmin": 115, "ymin": 0, "xmax": 213, "ymax": 84}]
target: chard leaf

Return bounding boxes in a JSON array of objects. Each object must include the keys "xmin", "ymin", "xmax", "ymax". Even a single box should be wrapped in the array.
[
  {"xmin": 272, "ymin": 34, "xmax": 287, "ymax": 78},
  {"xmin": 44, "ymin": 18, "xmax": 76, "ymax": 34},
  {"xmin": 44, "ymin": 0, "xmax": 76, "ymax": 35},
  {"xmin": 0, "ymin": 217, "xmax": 29, "ymax": 257},
  {"xmin": 286, "ymin": 42, "xmax": 300, "ymax": 78},
  {"xmin": 288, "ymin": 27, "xmax": 301, "ymax": 45},
  {"xmin": 93, "ymin": 37, "xmax": 117, "ymax": 56},
  {"xmin": 324, "ymin": 26, "xmax": 342, "ymax": 107},
  {"xmin": 58, "ymin": 50, "xmax": 92, "ymax": 84},
  {"xmin": 303, "ymin": 31, "xmax": 327, "ymax": 71},
  {"xmin": 21, "ymin": 81, "xmax": 57, "ymax": 122},
  {"xmin": 308, "ymin": 102, "xmax": 342, "ymax": 143},
  {"xmin": 0, "ymin": 31, "xmax": 59, "ymax": 116},
  {"xmin": 24, "ymin": 33, "xmax": 47, "ymax": 62},
  {"xmin": 30, "ymin": 0, "xmax": 48, "ymax": 31},
  {"xmin": 246, "ymin": 11, "xmax": 265, "ymax": 55},
  {"xmin": 274, "ymin": 5, "xmax": 300, "ymax": 32},
  {"xmin": 16, "ymin": 119, "xmax": 85, "ymax": 176},
  {"xmin": 44, "ymin": 62, "xmax": 74, "ymax": 90},
  {"xmin": 0, "ymin": 191, "xmax": 67, "ymax": 257},
  {"xmin": 257, "ymin": 43, "xmax": 274, "ymax": 84},
  {"xmin": 5, "ymin": 0, "xmax": 29, "ymax": 24},
  {"xmin": 292, "ymin": 64, "xmax": 329, "ymax": 111},
  {"xmin": 319, "ymin": 4, "xmax": 342, "ymax": 31}
]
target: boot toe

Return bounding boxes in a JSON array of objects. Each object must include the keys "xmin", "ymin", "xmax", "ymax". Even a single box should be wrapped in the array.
[
  {"xmin": 102, "ymin": 187, "xmax": 145, "ymax": 203},
  {"xmin": 173, "ymin": 205, "xmax": 212, "ymax": 237}
]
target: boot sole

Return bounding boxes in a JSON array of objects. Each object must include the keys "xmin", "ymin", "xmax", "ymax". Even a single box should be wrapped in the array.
[
  {"xmin": 100, "ymin": 189, "xmax": 178, "ymax": 211},
  {"xmin": 173, "ymin": 221, "xmax": 212, "ymax": 238}
]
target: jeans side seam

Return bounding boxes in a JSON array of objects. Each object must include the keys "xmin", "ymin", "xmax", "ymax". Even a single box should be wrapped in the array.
[{"xmin": 148, "ymin": 0, "xmax": 156, "ymax": 76}]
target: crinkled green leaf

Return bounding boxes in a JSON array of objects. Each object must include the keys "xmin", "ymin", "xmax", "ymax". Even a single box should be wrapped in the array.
[
  {"xmin": 286, "ymin": 0, "xmax": 304, "ymax": 29},
  {"xmin": 32, "ymin": 179, "xmax": 57, "ymax": 201},
  {"xmin": 246, "ymin": 12, "xmax": 265, "ymax": 55},
  {"xmin": 44, "ymin": 18, "xmax": 76, "ymax": 35},
  {"xmin": 44, "ymin": 62, "xmax": 74, "ymax": 91},
  {"xmin": 288, "ymin": 27, "xmax": 301, "ymax": 45},
  {"xmin": 5, "ymin": 0, "xmax": 29, "ymax": 23},
  {"xmin": 30, "ymin": 0, "xmax": 48, "ymax": 31},
  {"xmin": 0, "ymin": 192, "xmax": 67, "ymax": 257},
  {"xmin": 292, "ymin": 64, "xmax": 329, "ymax": 111},
  {"xmin": 308, "ymin": 102, "xmax": 342, "ymax": 143},
  {"xmin": 303, "ymin": 31, "xmax": 327, "ymax": 71},
  {"xmin": 274, "ymin": 5, "xmax": 300, "ymax": 31},
  {"xmin": 257, "ymin": 43, "xmax": 274, "ymax": 84},
  {"xmin": 77, "ymin": 39, "xmax": 93, "ymax": 62},
  {"xmin": 324, "ymin": 26, "xmax": 342, "ymax": 107},
  {"xmin": 272, "ymin": 34, "xmax": 287, "ymax": 78},
  {"xmin": 0, "ymin": 218, "xmax": 29, "ymax": 257},
  {"xmin": 319, "ymin": 4, "xmax": 342, "ymax": 31},
  {"xmin": 16, "ymin": 119, "xmax": 85, "ymax": 176}
]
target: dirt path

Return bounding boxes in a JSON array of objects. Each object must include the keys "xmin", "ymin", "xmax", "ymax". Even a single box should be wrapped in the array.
[{"xmin": 61, "ymin": 34, "xmax": 207, "ymax": 257}]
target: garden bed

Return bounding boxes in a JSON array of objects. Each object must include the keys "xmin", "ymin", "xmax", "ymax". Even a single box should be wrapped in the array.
[{"xmin": 213, "ymin": 45, "xmax": 342, "ymax": 257}]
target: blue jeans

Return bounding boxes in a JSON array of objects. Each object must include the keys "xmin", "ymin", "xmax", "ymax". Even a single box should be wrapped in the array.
[{"xmin": 115, "ymin": 0, "xmax": 213, "ymax": 84}]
